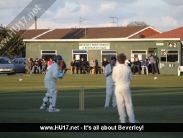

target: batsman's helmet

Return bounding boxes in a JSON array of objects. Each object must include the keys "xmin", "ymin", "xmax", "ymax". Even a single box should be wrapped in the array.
[{"xmin": 54, "ymin": 55, "xmax": 63, "ymax": 62}]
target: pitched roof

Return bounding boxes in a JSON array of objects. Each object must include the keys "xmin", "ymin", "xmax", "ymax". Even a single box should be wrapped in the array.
[
  {"xmin": 18, "ymin": 29, "xmax": 49, "ymax": 39},
  {"xmin": 148, "ymin": 26, "xmax": 183, "ymax": 39},
  {"xmin": 36, "ymin": 26, "xmax": 160, "ymax": 39}
]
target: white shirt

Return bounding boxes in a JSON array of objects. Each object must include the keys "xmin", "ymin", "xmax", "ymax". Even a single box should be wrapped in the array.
[
  {"xmin": 44, "ymin": 62, "xmax": 59, "ymax": 88},
  {"xmin": 104, "ymin": 63, "xmax": 114, "ymax": 85},
  {"xmin": 125, "ymin": 59, "xmax": 130, "ymax": 66},
  {"xmin": 112, "ymin": 64, "xmax": 132, "ymax": 88}
]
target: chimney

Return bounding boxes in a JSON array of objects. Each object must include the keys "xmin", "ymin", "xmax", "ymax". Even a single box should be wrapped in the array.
[{"xmin": 34, "ymin": 16, "xmax": 37, "ymax": 30}]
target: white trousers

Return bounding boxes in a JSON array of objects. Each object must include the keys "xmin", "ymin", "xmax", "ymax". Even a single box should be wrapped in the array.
[
  {"xmin": 115, "ymin": 85, "xmax": 136, "ymax": 123},
  {"xmin": 141, "ymin": 66, "xmax": 148, "ymax": 74},
  {"xmin": 104, "ymin": 85, "xmax": 117, "ymax": 107},
  {"xmin": 42, "ymin": 87, "xmax": 58, "ymax": 109}
]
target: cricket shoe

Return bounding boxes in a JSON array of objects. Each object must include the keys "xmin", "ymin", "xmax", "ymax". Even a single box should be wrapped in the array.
[
  {"xmin": 104, "ymin": 107, "xmax": 109, "ymax": 110},
  {"xmin": 47, "ymin": 108, "xmax": 60, "ymax": 112},
  {"xmin": 40, "ymin": 105, "xmax": 47, "ymax": 110},
  {"xmin": 130, "ymin": 120, "xmax": 140, "ymax": 123},
  {"xmin": 113, "ymin": 106, "xmax": 117, "ymax": 110}
]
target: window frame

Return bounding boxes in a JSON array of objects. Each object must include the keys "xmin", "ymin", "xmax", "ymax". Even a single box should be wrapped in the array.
[
  {"xmin": 166, "ymin": 50, "xmax": 179, "ymax": 63},
  {"xmin": 101, "ymin": 50, "xmax": 117, "ymax": 62}
]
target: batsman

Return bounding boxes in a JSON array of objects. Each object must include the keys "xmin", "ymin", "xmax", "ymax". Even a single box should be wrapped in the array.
[{"xmin": 40, "ymin": 55, "xmax": 65, "ymax": 112}]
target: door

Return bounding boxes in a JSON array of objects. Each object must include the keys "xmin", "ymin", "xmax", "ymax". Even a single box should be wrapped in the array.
[{"xmin": 148, "ymin": 48, "xmax": 157, "ymax": 56}]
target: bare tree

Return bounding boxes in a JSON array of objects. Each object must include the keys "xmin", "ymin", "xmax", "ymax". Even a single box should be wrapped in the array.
[{"xmin": 127, "ymin": 21, "xmax": 148, "ymax": 26}]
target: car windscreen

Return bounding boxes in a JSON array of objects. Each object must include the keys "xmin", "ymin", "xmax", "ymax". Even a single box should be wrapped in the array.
[{"xmin": 0, "ymin": 58, "xmax": 11, "ymax": 64}]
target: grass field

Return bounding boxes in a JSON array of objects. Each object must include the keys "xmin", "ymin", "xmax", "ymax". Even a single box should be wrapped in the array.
[{"xmin": 0, "ymin": 74, "xmax": 183, "ymax": 138}]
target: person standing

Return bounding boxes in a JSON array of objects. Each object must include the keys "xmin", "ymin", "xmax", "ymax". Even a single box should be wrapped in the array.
[
  {"xmin": 104, "ymin": 56, "xmax": 117, "ymax": 110},
  {"xmin": 25, "ymin": 58, "xmax": 32, "ymax": 74},
  {"xmin": 102, "ymin": 57, "xmax": 109, "ymax": 74},
  {"xmin": 40, "ymin": 55, "xmax": 64, "ymax": 112},
  {"xmin": 80, "ymin": 58, "xmax": 86, "ymax": 74},
  {"xmin": 70, "ymin": 58, "xmax": 76, "ymax": 74},
  {"xmin": 149, "ymin": 54, "xmax": 158, "ymax": 74},
  {"xmin": 112, "ymin": 53, "xmax": 139, "ymax": 123}
]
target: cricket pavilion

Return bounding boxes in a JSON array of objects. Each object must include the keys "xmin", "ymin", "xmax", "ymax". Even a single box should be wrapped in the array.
[{"xmin": 22, "ymin": 26, "xmax": 183, "ymax": 75}]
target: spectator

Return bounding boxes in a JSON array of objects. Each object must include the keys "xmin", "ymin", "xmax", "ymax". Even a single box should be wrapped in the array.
[
  {"xmin": 89, "ymin": 59, "xmax": 96, "ymax": 74},
  {"xmin": 70, "ymin": 58, "xmax": 76, "ymax": 74},
  {"xmin": 47, "ymin": 58, "xmax": 53, "ymax": 70},
  {"xmin": 25, "ymin": 58, "xmax": 32, "ymax": 74},
  {"xmin": 149, "ymin": 54, "xmax": 158, "ymax": 74},
  {"xmin": 125, "ymin": 59, "xmax": 130, "ymax": 66},
  {"xmin": 133, "ymin": 58, "xmax": 141, "ymax": 75},
  {"xmin": 41, "ymin": 58, "xmax": 47, "ymax": 74},
  {"xmin": 80, "ymin": 58, "xmax": 86, "ymax": 74},
  {"xmin": 102, "ymin": 57, "xmax": 109, "ymax": 74},
  {"xmin": 75, "ymin": 60, "xmax": 81, "ymax": 74},
  {"xmin": 32, "ymin": 58, "xmax": 41, "ymax": 74},
  {"xmin": 141, "ymin": 58, "xmax": 149, "ymax": 75},
  {"xmin": 152, "ymin": 54, "xmax": 159, "ymax": 74},
  {"xmin": 60, "ymin": 59, "xmax": 67, "ymax": 74}
]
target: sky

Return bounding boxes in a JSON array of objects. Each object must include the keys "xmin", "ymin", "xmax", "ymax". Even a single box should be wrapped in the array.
[{"xmin": 0, "ymin": 0, "xmax": 183, "ymax": 32}]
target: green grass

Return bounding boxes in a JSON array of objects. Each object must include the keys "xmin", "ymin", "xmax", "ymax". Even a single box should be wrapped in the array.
[{"xmin": 0, "ymin": 74, "xmax": 183, "ymax": 138}]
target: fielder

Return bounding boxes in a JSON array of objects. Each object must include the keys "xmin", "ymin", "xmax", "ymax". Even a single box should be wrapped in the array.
[
  {"xmin": 104, "ymin": 56, "xmax": 117, "ymax": 110},
  {"xmin": 40, "ymin": 55, "xmax": 65, "ymax": 112},
  {"xmin": 112, "ymin": 53, "xmax": 139, "ymax": 123}
]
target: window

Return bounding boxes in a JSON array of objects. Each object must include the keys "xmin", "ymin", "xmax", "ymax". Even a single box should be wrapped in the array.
[
  {"xmin": 160, "ymin": 57, "xmax": 166, "ymax": 62},
  {"xmin": 72, "ymin": 50, "xmax": 87, "ymax": 54},
  {"xmin": 131, "ymin": 50, "xmax": 147, "ymax": 61},
  {"xmin": 72, "ymin": 50, "xmax": 88, "ymax": 61},
  {"xmin": 41, "ymin": 50, "xmax": 57, "ymax": 61},
  {"xmin": 101, "ymin": 50, "xmax": 117, "ymax": 62},
  {"xmin": 167, "ymin": 50, "xmax": 178, "ymax": 62}
]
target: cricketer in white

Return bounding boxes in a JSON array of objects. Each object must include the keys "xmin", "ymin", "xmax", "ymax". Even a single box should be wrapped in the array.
[
  {"xmin": 40, "ymin": 55, "xmax": 64, "ymax": 112},
  {"xmin": 104, "ymin": 57, "xmax": 117, "ymax": 110},
  {"xmin": 112, "ymin": 53, "xmax": 140, "ymax": 123}
]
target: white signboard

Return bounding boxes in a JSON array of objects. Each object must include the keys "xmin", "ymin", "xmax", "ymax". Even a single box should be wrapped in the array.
[
  {"xmin": 79, "ymin": 43, "xmax": 110, "ymax": 50},
  {"xmin": 156, "ymin": 43, "xmax": 164, "ymax": 46}
]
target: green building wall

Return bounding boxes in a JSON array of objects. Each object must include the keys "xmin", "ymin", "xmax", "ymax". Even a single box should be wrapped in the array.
[{"xmin": 25, "ymin": 40, "xmax": 181, "ymax": 75}]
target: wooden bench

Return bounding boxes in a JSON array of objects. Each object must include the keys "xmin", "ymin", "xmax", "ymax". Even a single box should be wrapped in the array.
[{"xmin": 178, "ymin": 66, "xmax": 183, "ymax": 76}]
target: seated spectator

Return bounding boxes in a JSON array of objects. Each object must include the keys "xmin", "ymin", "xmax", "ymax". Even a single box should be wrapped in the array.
[
  {"xmin": 133, "ymin": 58, "xmax": 141, "ymax": 75},
  {"xmin": 85, "ymin": 61, "xmax": 90, "ymax": 74},
  {"xmin": 60, "ymin": 59, "xmax": 67, "ymax": 74},
  {"xmin": 75, "ymin": 60, "xmax": 81, "ymax": 74},
  {"xmin": 102, "ymin": 57, "xmax": 109, "ymax": 74},
  {"xmin": 70, "ymin": 58, "xmax": 76, "ymax": 74},
  {"xmin": 47, "ymin": 58, "xmax": 53, "ymax": 70},
  {"xmin": 80, "ymin": 58, "xmax": 87, "ymax": 74},
  {"xmin": 32, "ymin": 58, "xmax": 41, "ymax": 74},
  {"xmin": 25, "ymin": 58, "xmax": 32, "ymax": 74},
  {"xmin": 89, "ymin": 59, "xmax": 96, "ymax": 74},
  {"xmin": 125, "ymin": 59, "xmax": 130, "ymax": 66},
  {"xmin": 141, "ymin": 58, "xmax": 149, "ymax": 75},
  {"xmin": 41, "ymin": 58, "xmax": 47, "ymax": 74}
]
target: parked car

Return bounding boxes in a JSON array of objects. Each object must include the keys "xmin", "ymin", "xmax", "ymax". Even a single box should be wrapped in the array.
[
  {"xmin": 11, "ymin": 58, "xmax": 26, "ymax": 73},
  {"xmin": 0, "ymin": 57, "xmax": 15, "ymax": 75}
]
